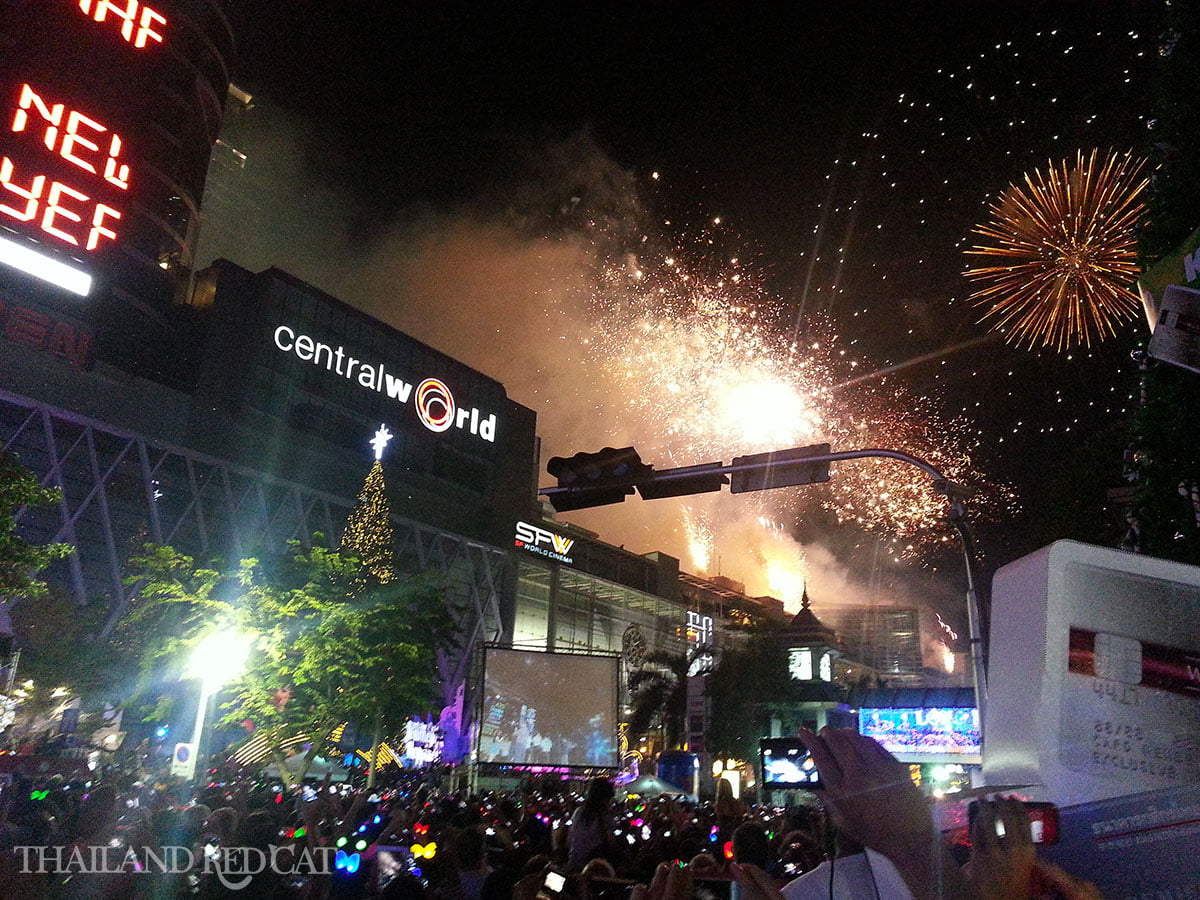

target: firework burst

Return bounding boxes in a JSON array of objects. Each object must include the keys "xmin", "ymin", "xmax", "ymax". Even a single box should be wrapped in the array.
[
  {"xmin": 583, "ymin": 226, "xmax": 1016, "ymax": 574},
  {"xmin": 964, "ymin": 149, "xmax": 1148, "ymax": 351}
]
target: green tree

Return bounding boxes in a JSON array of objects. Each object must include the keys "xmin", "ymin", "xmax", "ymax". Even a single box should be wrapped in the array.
[
  {"xmin": 340, "ymin": 459, "xmax": 395, "ymax": 584},
  {"xmin": 116, "ymin": 541, "xmax": 451, "ymax": 787},
  {"xmin": 0, "ymin": 451, "xmax": 71, "ymax": 605},
  {"xmin": 705, "ymin": 633, "xmax": 793, "ymax": 763},
  {"xmin": 626, "ymin": 645, "xmax": 711, "ymax": 750}
]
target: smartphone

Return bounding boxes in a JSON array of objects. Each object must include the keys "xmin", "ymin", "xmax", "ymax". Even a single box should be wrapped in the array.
[
  {"xmin": 761, "ymin": 740, "xmax": 822, "ymax": 790},
  {"xmin": 543, "ymin": 871, "xmax": 566, "ymax": 893},
  {"xmin": 968, "ymin": 800, "xmax": 1059, "ymax": 845},
  {"xmin": 695, "ymin": 878, "xmax": 739, "ymax": 900}
]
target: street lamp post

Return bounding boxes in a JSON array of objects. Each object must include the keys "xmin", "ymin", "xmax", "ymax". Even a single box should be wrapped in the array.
[{"xmin": 179, "ymin": 629, "xmax": 251, "ymax": 781}]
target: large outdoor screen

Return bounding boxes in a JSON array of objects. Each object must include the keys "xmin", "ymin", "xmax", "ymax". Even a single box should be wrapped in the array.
[
  {"xmin": 859, "ymin": 707, "xmax": 981, "ymax": 760},
  {"xmin": 478, "ymin": 648, "xmax": 619, "ymax": 768}
]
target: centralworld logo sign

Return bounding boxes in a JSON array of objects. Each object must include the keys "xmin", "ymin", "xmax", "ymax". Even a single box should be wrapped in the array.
[{"xmin": 272, "ymin": 325, "xmax": 497, "ymax": 442}]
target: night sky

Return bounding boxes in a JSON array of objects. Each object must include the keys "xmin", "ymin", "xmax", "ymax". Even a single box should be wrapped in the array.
[{"xmin": 205, "ymin": 1, "xmax": 1170, "ymax": 635}]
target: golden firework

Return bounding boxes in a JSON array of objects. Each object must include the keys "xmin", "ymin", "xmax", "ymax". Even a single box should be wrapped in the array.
[
  {"xmin": 964, "ymin": 149, "xmax": 1148, "ymax": 351},
  {"xmin": 587, "ymin": 239, "xmax": 1016, "ymax": 560}
]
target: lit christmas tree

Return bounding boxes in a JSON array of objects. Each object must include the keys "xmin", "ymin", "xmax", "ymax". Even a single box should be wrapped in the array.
[{"xmin": 340, "ymin": 426, "xmax": 396, "ymax": 583}]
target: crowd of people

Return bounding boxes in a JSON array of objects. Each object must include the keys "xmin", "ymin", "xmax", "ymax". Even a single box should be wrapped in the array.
[{"xmin": 0, "ymin": 729, "xmax": 1103, "ymax": 900}]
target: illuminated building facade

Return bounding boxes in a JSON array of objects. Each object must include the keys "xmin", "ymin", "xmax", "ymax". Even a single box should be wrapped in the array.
[
  {"xmin": 2, "ymin": 255, "xmax": 538, "ymax": 700},
  {"xmin": 507, "ymin": 513, "xmax": 791, "ymax": 660}
]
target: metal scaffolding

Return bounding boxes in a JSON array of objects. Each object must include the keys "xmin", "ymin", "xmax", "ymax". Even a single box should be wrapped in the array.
[{"xmin": 0, "ymin": 387, "xmax": 504, "ymax": 696}]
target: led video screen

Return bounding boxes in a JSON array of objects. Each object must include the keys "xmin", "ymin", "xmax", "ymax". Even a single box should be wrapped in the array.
[
  {"xmin": 478, "ymin": 648, "xmax": 618, "ymax": 767},
  {"xmin": 759, "ymin": 737, "xmax": 821, "ymax": 788},
  {"xmin": 859, "ymin": 707, "xmax": 981, "ymax": 759}
]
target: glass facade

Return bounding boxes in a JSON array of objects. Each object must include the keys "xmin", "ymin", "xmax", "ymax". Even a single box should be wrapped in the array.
[
  {"xmin": 825, "ymin": 607, "xmax": 924, "ymax": 685},
  {"xmin": 511, "ymin": 556, "xmax": 687, "ymax": 660}
]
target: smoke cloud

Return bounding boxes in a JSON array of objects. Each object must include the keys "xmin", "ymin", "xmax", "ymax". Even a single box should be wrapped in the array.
[{"xmin": 196, "ymin": 109, "xmax": 969, "ymax": 666}]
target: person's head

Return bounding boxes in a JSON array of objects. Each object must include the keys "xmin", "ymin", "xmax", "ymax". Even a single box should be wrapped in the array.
[
  {"xmin": 715, "ymin": 779, "xmax": 735, "ymax": 804},
  {"xmin": 71, "ymin": 783, "xmax": 117, "ymax": 844},
  {"xmin": 581, "ymin": 858, "xmax": 615, "ymax": 880},
  {"xmin": 235, "ymin": 809, "xmax": 282, "ymax": 852},
  {"xmin": 732, "ymin": 822, "xmax": 771, "ymax": 869},
  {"xmin": 581, "ymin": 778, "xmax": 615, "ymax": 822},
  {"xmin": 452, "ymin": 824, "xmax": 487, "ymax": 870},
  {"xmin": 205, "ymin": 807, "xmax": 238, "ymax": 844},
  {"xmin": 688, "ymin": 852, "xmax": 720, "ymax": 875}
]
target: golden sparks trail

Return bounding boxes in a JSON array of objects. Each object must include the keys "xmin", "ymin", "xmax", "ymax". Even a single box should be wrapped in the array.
[
  {"xmin": 964, "ymin": 149, "xmax": 1148, "ymax": 351},
  {"xmin": 587, "ymin": 233, "xmax": 1016, "ymax": 570}
]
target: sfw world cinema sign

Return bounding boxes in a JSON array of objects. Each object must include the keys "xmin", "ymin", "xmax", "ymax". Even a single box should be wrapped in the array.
[
  {"xmin": 514, "ymin": 520, "xmax": 575, "ymax": 564},
  {"xmin": 272, "ymin": 324, "xmax": 497, "ymax": 442}
]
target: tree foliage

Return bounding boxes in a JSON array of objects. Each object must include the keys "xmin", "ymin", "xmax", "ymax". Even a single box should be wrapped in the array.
[
  {"xmin": 626, "ymin": 645, "xmax": 712, "ymax": 750},
  {"xmin": 115, "ymin": 541, "xmax": 453, "ymax": 786},
  {"xmin": 0, "ymin": 451, "xmax": 71, "ymax": 605},
  {"xmin": 705, "ymin": 633, "xmax": 793, "ymax": 762}
]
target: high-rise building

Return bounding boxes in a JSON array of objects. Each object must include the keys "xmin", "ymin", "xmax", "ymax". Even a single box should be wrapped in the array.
[{"xmin": 823, "ymin": 606, "xmax": 925, "ymax": 686}]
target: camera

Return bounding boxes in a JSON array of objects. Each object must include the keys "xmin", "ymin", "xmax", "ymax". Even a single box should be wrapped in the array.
[{"xmin": 967, "ymin": 800, "xmax": 1059, "ymax": 845}]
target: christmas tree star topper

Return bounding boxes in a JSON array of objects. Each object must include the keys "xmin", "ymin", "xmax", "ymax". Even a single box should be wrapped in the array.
[{"xmin": 369, "ymin": 424, "xmax": 393, "ymax": 461}]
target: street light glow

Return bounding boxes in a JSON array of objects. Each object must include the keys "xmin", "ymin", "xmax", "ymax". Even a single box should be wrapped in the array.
[{"xmin": 187, "ymin": 628, "xmax": 251, "ymax": 687}]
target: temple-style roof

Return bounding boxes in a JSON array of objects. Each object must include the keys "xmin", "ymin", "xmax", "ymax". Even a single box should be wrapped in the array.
[{"xmin": 777, "ymin": 587, "xmax": 841, "ymax": 648}]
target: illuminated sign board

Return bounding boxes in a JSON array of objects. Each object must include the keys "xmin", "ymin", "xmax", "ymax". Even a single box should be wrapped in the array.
[
  {"xmin": 3, "ymin": 84, "xmax": 127, "ymax": 253},
  {"xmin": 686, "ymin": 610, "xmax": 714, "ymax": 675},
  {"xmin": 1, "ymin": 0, "xmax": 229, "ymax": 306},
  {"xmin": 77, "ymin": 1, "xmax": 167, "ymax": 49},
  {"xmin": 787, "ymin": 646, "xmax": 832, "ymax": 682},
  {"xmin": 0, "ymin": 3, "xmax": 171, "ymax": 294},
  {"xmin": 514, "ymin": 520, "xmax": 574, "ymax": 563},
  {"xmin": 272, "ymin": 324, "xmax": 498, "ymax": 442}
]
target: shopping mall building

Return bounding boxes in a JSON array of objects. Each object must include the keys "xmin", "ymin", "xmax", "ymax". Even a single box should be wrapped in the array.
[
  {"xmin": 2, "ymin": 2, "xmax": 962, "ymax": 774},
  {"xmin": 0, "ymin": 0, "xmax": 804, "ymax": 758}
]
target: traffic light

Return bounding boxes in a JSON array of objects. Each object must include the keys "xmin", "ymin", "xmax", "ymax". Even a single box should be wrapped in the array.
[
  {"xmin": 730, "ymin": 442, "xmax": 832, "ymax": 493},
  {"xmin": 636, "ymin": 462, "xmax": 728, "ymax": 500},
  {"xmin": 545, "ymin": 447, "xmax": 652, "ymax": 511}
]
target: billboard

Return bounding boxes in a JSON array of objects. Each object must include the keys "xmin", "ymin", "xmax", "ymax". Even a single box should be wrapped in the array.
[
  {"xmin": 985, "ymin": 540, "xmax": 1200, "ymax": 807},
  {"xmin": 477, "ymin": 648, "xmax": 619, "ymax": 768},
  {"xmin": 859, "ymin": 707, "xmax": 981, "ymax": 763}
]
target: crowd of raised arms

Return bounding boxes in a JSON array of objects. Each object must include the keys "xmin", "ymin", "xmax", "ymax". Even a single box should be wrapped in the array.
[{"xmin": 0, "ymin": 729, "xmax": 1103, "ymax": 900}]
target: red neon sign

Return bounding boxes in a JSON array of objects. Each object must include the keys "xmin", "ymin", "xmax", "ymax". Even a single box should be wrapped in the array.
[
  {"xmin": 1, "ymin": 84, "xmax": 128, "ymax": 251},
  {"xmin": 77, "ymin": 0, "xmax": 167, "ymax": 49}
]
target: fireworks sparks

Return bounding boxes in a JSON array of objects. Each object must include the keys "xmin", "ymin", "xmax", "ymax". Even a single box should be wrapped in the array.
[
  {"xmin": 583, "ymin": 226, "xmax": 1016, "ymax": 576},
  {"xmin": 964, "ymin": 149, "xmax": 1148, "ymax": 351}
]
